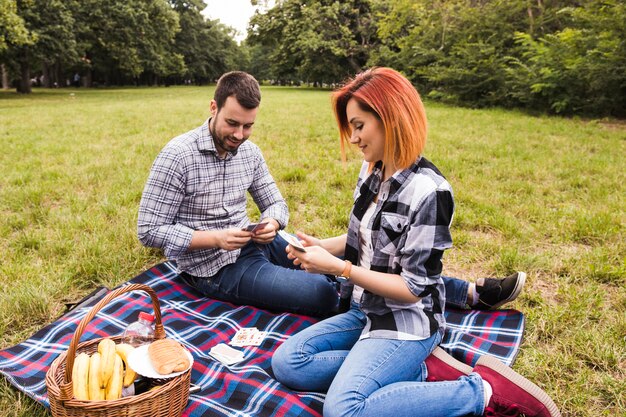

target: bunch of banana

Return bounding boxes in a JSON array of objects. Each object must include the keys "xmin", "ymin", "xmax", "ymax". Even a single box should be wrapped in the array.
[{"xmin": 71, "ymin": 338, "xmax": 137, "ymax": 401}]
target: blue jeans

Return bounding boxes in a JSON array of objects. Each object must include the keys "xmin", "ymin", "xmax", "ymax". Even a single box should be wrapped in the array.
[
  {"xmin": 271, "ymin": 305, "xmax": 486, "ymax": 417},
  {"xmin": 182, "ymin": 235, "xmax": 339, "ymax": 317},
  {"xmin": 443, "ymin": 275, "xmax": 469, "ymax": 308},
  {"xmin": 182, "ymin": 234, "xmax": 472, "ymax": 317}
]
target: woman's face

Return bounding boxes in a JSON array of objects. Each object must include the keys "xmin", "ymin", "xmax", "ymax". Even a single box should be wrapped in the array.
[{"xmin": 346, "ymin": 98, "xmax": 386, "ymax": 164}]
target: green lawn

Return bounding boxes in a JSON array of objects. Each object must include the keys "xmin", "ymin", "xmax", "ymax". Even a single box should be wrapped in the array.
[{"xmin": 0, "ymin": 86, "xmax": 624, "ymax": 417}]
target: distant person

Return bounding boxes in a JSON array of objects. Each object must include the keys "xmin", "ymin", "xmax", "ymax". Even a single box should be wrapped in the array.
[
  {"xmin": 271, "ymin": 67, "xmax": 560, "ymax": 417},
  {"xmin": 137, "ymin": 70, "xmax": 525, "ymax": 317},
  {"xmin": 73, "ymin": 73, "xmax": 80, "ymax": 87}
]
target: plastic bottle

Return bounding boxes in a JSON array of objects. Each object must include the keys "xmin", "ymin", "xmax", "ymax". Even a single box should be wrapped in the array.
[{"xmin": 122, "ymin": 312, "xmax": 155, "ymax": 347}]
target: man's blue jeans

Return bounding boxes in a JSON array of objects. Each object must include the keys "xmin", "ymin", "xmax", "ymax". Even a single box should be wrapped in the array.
[
  {"xmin": 271, "ymin": 304, "xmax": 486, "ymax": 417},
  {"xmin": 181, "ymin": 235, "xmax": 339, "ymax": 316},
  {"xmin": 182, "ymin": 234, "xmax": 471, "ymax": 317}
]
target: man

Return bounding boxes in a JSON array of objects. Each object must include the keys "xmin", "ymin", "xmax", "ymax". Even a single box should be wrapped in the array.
[
  {"xmin": 138, "ymin": 71, "xmax": 338, "ymax": 316},
  {"xmin": 138, "ymin": 70, "xmax": 525, "ymax": 317}
]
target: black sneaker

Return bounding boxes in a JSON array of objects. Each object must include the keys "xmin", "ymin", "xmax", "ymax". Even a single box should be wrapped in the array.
[{"xmin": 475, "ymin": 272, "xmax": 526, "ymax": 310}]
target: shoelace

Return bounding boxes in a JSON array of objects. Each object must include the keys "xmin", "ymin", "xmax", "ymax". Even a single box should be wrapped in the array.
[{"xmin": 484, "ymin": 404, "xmax": 526, "ymax": 417}]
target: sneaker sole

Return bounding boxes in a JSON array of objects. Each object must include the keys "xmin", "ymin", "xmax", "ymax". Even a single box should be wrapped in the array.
[
  {"xmin": 489, "ymin": 271, "xmax": 527, "ymax": 310},
  {"xmin": 476, "ymin": 355, "xmax": 561, "ymax": 417},
  {"xmin": 431, "ymin": 347, "xmax": 473, "ymax": 375}
]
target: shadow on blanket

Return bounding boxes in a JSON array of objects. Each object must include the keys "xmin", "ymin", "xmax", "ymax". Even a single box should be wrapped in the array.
[{"xmin": 0, "ymin": 261, "xmax": 524, "ymax": 417}]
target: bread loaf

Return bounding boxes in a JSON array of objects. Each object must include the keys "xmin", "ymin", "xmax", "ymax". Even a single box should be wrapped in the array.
[{"xmin": 148, "ymin": 339, "xmax": 190, "ymax": 375}]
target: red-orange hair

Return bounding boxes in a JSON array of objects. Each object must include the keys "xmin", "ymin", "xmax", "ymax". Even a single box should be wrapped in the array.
[{"xmin": 332, "ymin": 67, "xmax": 428, "ymax": 171}]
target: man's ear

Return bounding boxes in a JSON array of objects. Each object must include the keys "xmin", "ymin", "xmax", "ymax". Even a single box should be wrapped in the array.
[{"xmin": 209, "ymin": 99, "xmax": 217, "ymax": 116}]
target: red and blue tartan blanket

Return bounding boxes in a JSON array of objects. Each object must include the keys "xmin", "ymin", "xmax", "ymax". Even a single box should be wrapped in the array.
[{"xmin": 0, "ymin": 261, "xmax": 524, "ymax": 416}]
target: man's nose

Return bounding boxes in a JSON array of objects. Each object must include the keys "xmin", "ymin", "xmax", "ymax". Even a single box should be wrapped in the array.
[{"xmin": 233, "ymin": 125, "xmax": 244, "ymax": 140}]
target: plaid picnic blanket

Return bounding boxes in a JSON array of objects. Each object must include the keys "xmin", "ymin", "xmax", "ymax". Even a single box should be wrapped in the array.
[{"xmin": 0, "ymin": 261, "xmax": 524, "ymax": 416}]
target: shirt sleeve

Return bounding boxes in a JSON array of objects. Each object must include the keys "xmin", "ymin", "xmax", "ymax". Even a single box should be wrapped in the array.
[
  {"xmin": 400, "ymin": 187, "xmax": 454, "ymax": 298},
  {"xmin": 248, "ymin": 153, "xmax": 289, "ymax": 228},
  {"xmin": 137, "ymin": 147, "xmax": 194, "ymax": 259}
]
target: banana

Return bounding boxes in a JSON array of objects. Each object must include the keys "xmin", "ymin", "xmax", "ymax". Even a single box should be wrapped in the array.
[
  {"xmin": 104, "ymin": 353, "xmax": 123, "ymax": 400},
  {"xmin": 71, "ymin": 352, "xmax": 90, "ymax": 401},
  {"xmin": 115, "ymin": 343, "xmax": 137, "ymax": 387},
  {"xmin": 97, "ymin": 338, "xmax": 116, "ymax": 388},
  {"xmin": 88, "ymin": 352, "xmax": 106, "ymax": 400}
]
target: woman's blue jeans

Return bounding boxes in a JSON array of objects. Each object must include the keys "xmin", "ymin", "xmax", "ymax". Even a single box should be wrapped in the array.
[{"xmin": 271, "ymin": 305, "xmax": 486, "ymax": 417}]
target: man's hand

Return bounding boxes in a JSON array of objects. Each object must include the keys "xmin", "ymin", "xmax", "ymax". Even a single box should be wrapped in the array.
[
  {"xmin": 250, "ymin": 219, "xmax": 278, "ymax": 244},
  {"xmin": 214, "ymin": 228, "xmax": 253, "ymax": 251}
]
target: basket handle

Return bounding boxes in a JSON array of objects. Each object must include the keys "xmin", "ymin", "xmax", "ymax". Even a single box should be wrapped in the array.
[{"xmin": 61, "ymin": 283, "xmax": 166, "ymax": 390}]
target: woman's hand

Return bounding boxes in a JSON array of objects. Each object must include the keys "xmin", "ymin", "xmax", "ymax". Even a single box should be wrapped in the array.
[
  {"xmin": 286, "ymin": 233, "xmax": 345, "ymax": 276},
  {"xmin": 294, "ymin": 231, "xmax": 322, "ymax": 248}
]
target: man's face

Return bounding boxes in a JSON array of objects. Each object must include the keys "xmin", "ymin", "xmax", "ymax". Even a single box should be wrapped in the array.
[{"xmin": 209, "ymin": 96, "xmax": 258, "ymax": 157}]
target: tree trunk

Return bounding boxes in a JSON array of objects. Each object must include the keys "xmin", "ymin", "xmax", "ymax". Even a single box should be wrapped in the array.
[
  {"xmin": 85, "ymin": 68, "xmax": 93, "ymax": 87},
  {"xmin": 55, "ymin": 61, "xmax": 63, "ymax": 87},
  {"xmin": 1, "ymin": 64, "xmax": 9, "ymax": 90},
  {"xmin": 42, "ymin": 62, "xmax": 52, "ymax": 88},
  {"xmin": 17, "ymin": 51, "xmax": 32, "ymax": 94},
  {"xmin": 527, "ymin": 6, "xmax": 534, "ymax": 36}
]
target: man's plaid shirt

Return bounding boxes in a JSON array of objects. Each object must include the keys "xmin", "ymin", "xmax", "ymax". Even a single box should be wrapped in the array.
[
  {"xmin": 137, "ymin": 120, "xmax": 289, "ymax": 277},
  {"xmin": 345, "ymin": 157, "xmax": 454, "ymax": 340}
]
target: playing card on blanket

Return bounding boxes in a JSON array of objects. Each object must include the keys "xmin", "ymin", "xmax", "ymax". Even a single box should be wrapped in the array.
[
  {"xmin": 209, "ymin": 343, "xmax": 245, "ymax": 365},
  {"xmin": 230, "ymin": 327, "xmax": 267, "ymax": 346}
]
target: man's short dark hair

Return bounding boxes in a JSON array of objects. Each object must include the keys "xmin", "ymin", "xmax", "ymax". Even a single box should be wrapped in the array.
[{"xmin": 214, "ymin": 71, "xmax": 261, "ymax": 110}]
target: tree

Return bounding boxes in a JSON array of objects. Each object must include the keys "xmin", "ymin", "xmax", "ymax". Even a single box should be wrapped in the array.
[
  {"xmin": 74, "ymin": 0, "xmax": 183, "ymax": 86},
  {"xmin": 0, "ymin": 0, "xmax": 33, "ymax": 89},
  {"xmin": 0, "ymin": 0, "xmax": 31, "ymax": 52},
  {"xmin": 171, "ymin": 0, "xmax": 214, "ymax": 83},
  {"xmin": 2, "ymin": 0, "xmax": 78, "ymax": 93},
  {"xmin": 248, "ymin": 0, "xmax": 378, "ymax": 84},
  {"xmin": 509, "ymin": 1, "xmax": 626, "ymax": 116}
]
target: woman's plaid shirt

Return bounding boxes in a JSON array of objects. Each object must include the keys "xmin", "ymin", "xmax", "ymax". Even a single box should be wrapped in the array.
[{"xmin": 345, "ymin": 158, "xmax": 454, "ymax": 340}]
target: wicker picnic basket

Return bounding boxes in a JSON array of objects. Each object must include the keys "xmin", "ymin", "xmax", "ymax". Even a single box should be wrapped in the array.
[{"xmin": 45, "ymin": 283, "xmax": 191, "ymax": 417}]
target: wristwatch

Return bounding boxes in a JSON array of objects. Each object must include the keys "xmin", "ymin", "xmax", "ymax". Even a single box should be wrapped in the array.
[{"xmin": 336, "ymin": 260, "xmax": 352, "ymax": 283}]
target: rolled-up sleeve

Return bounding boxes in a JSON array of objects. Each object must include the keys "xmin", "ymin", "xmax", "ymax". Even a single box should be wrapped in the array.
[
  {"xmin": 400, "ymin": 187, "xmax": 454, "ymax": 298},
  {"xmin": 248, "ymin": 155, "xmax": 289, "ymax": 229},
  {"xmin": 137, "ymin": 148, "xmax": 194, "ymax": 259}
]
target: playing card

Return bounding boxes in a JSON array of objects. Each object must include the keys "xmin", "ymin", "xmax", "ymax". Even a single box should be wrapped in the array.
[
  {"xmin": 210, "ymin": 351, "xmax": 242, "ymax": 365},
  {"xmin": 230, "ymin": 327, "xmax": 258, "ymax": 345},
  {"xmin": 243, "ymin": 222, "xmax": 268, "ymax": 233},
  {"xmin": 248, "ymin": 331, "xmax": 267, "ymax": 346},
  {"xmin": 209, "ymin": 343, "xmax": 244, "ymax": 365},
  {"xmin": 278, "ymin": 230, "xmax": 306, "ymax": 252},
  {"xmin": 230, "ymin": 327, "xmax": 267, "ymax": 347}
]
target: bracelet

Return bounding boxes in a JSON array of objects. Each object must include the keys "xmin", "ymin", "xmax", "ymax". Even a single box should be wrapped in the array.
[{"xmin": 340, "ymin": 260, "xmax": 352, "ymax": 280}]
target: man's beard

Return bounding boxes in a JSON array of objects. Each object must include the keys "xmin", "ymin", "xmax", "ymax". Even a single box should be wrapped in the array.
[{"xmin": 210, "ymin": 120, "xmax": 244, "ymax": 155}]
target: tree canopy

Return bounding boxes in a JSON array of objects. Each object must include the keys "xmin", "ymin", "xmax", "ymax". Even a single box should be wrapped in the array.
[
  {"xmin": 245, "ymin": 0, "xmax": 625, "ymax": 116},
  {"xmin": 0, "ymin": 0, "xmax": 243, "ymax": 91},
  {"xmin": 1, "ymin": 0, "xmax": 624, "ymax": 117}
]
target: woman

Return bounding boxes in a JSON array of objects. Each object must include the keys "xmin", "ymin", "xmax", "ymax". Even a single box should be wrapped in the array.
[{"xmin": 271, "ymin": 68, "xmax": 560, "ymax": 417}]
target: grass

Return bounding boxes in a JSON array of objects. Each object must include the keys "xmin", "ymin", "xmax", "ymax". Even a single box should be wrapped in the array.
[{"xmin": 0, "ymin": 86, "xmax": 624, "ymax": 416}]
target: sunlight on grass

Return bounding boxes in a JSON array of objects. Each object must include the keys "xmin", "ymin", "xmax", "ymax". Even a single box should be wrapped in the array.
[{"xmin": 1, "ymin": 86, "xmax": 624, "ymax": 416}]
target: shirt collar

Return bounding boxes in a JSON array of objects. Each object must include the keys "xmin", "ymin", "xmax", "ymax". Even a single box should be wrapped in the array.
[{"xmin": 368, "ymin": 157, "xmax": 423, "ymax": 196}]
